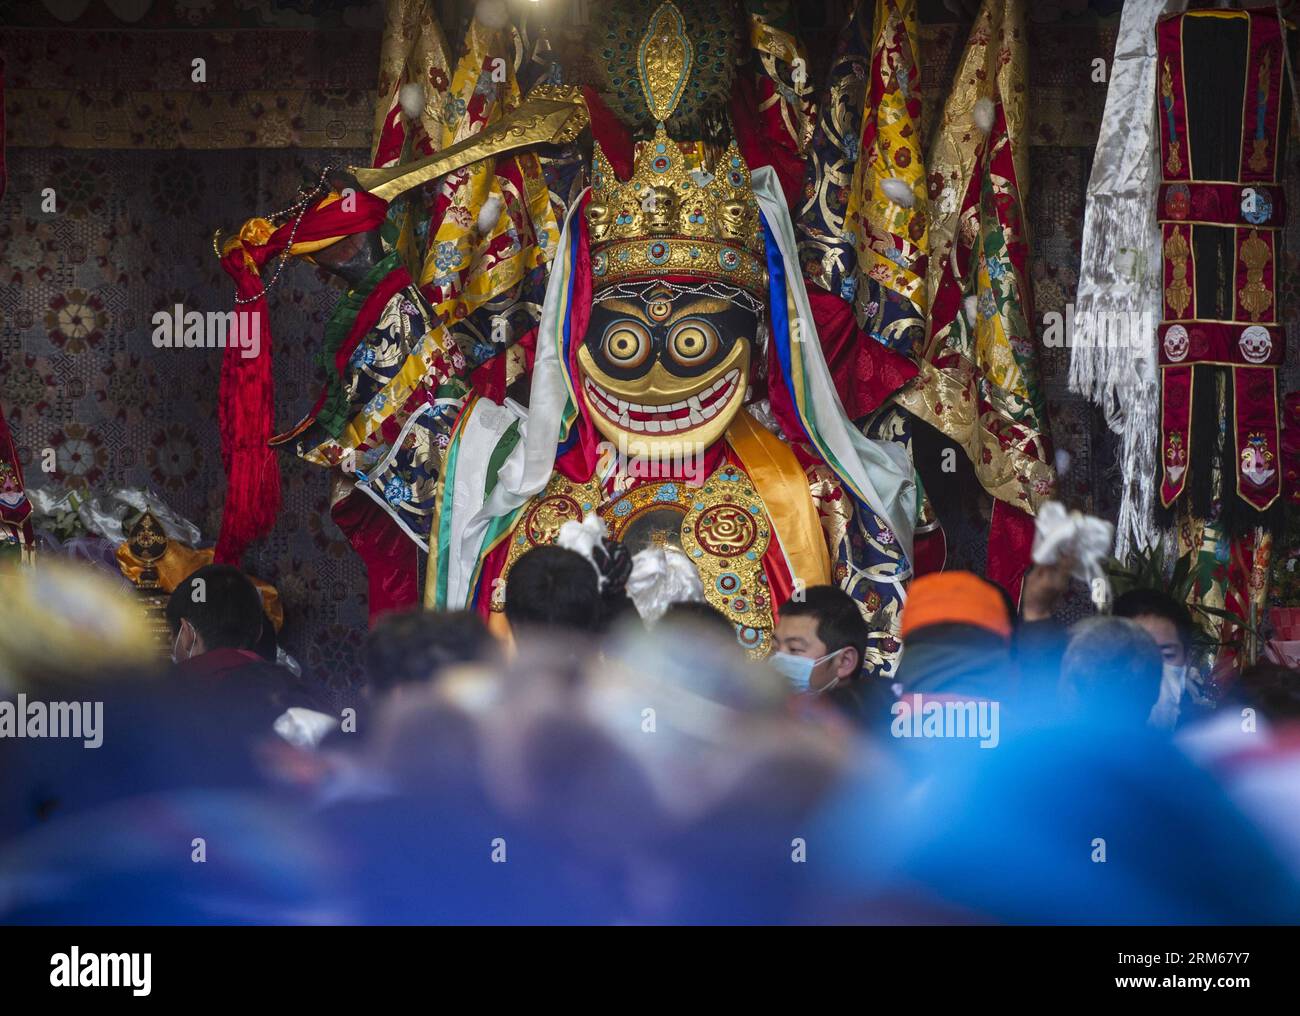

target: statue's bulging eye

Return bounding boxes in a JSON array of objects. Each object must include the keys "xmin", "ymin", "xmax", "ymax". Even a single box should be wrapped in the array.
[
  {"xmin": 603, "ymin": 321, "xmax": 651, "ymax": 369},
  {"xmin": 668, "ymin": 319, "xmax": 719, "ymax": 367}
]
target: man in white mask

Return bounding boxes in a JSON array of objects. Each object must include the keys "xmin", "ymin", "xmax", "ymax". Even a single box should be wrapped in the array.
[
  {"xmin": 1113, "ymin": 588, "xmax": 1197, "ymax": 730},
  {"xmin": 771, "ymin": 586, "xmax": 873, "ymax": 721}
]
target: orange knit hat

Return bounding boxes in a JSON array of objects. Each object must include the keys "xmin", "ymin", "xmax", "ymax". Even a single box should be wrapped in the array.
[{"xmin": 900, "ymin": 571, "xmax": 1012, "ymax": 640}]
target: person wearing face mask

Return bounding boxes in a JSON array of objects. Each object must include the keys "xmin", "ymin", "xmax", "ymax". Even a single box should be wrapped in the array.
[
  {"xmin": 167, "ymin": 564, "xmax": 330, "ymax": 739},
  {"xmin": 1112, "ymin": 588, "xmax": 1198, "ymax": 730},
  {"xmin": 772, "ymin": 586, "xmax": 877, "ymax": 723},
  {"xmin": 1059, "ymin": 616, "xmax": 1164, "ymax": 727},
  {"xmin": 166, "ymin": 564, "xmax": 269, "ymax": 674}
]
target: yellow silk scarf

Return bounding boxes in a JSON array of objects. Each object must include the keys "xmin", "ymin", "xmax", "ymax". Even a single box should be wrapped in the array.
[{"xmin": 726, "ymin": 409, "xmax": 831, "ymax": 589}]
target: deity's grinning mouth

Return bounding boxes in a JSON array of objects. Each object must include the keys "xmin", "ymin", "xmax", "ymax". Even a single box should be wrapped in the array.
[{"xmin": 583, "ymin": 369, "xmax": 741, "ymax": 434}]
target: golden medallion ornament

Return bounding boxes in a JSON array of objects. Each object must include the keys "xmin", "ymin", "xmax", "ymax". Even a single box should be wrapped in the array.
[
  {"xmin": 494, "ymin": 472, "xmax": 605, "ymax": 611},
  {"xmin": 677, "ymin": 466, "xmax": 773, "ymax": 657},
  {"xmin": 493, "ymin": 464, "xmax": 776, "ymax": 657}
]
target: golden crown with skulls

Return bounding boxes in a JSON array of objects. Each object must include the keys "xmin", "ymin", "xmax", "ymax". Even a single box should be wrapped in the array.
[
  {"xmin": 582, "ymin": 0, "xmax": 766, "ymax": 295},
  {"xmin": 586, "ymin": 129, "xmax": 767, "ymax": 295}
]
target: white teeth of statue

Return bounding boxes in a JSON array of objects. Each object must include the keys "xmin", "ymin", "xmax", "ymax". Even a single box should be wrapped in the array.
[{"xmin": 586, "ymin": 370, "xmax": 739, "ymax": 432}]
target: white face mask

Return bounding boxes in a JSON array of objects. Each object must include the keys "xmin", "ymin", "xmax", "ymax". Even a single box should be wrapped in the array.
[
  {"xmin": 1161, "ymin": 661, "xmax": 1188, "ymax": 698},
  {"xmin": 171, "ymin": 621, "xmax": 196, "ymax": 665},
  {"xmin": 1148, "ymin": 662, "xmax": 1187, "ymax": 730},
  {"xmin": 771, "ymin": 648, "xmax": 845, "ymax": 695}
]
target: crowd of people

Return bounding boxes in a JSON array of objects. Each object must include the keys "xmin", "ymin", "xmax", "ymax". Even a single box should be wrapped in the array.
[{"xmin": 1, "ymin": 536, "xmax": 1298, "ymax": 925}]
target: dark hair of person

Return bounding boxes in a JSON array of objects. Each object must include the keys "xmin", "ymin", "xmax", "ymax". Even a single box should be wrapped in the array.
[
  {"xmin": 165, "ymin": 564, "xmax": 266, "ymax": 651},
  {"xmin": 1060, "ymin": 617, "xmax": 1163, "ymax": 718},
  {"xmin": 603, "ymin": 593, "xmax": 645, "ymax": 633},
  {"xmin": 1112, "ymin": 587, "xmax": 1196, "ymax": 648},
  {"xmin": 362, "ymin": 609, "xmax": 493, "ymax": 694},
  {"xmin": 253, "ymin": 612, "xmax": 279, "ymax": 663},
  {"xmin": 592, "ymin": 538, "xmax": 631, "ymax": 600},
  {"xmin": 591, "ymin": 538, "xmax": 634, "ymax": 633},
  {"xmin": 778, "ymin": 584, "xmax": 869, "ymax": 680},
  {"xmin": 659, "ymin": 599, "xmax": 736, "ymax": 641},
  {"xmin": 504, "ymin": 545, "xmax": 603, "ymax": 633},
  {"xmin": 1235, "ymin": 662, "xmax": 1300, "ymax": 721}
]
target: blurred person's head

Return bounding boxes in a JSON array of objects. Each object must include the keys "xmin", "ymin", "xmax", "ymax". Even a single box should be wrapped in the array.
[
  {"xmin": 773, "ymin": 585, "xmax": 869, "ymax": 694},
  {"xmin": 900, "ymin": 572, "xmax": 1012, "ymax": 644},
  {"xmin": 659, "ymin": 600, "xmax": 736, "ymax": 642},
  {"xmin": 654, "ymin": 716, "xmax": 851, "ymax": 922},
  {"xmin": 362, "ymin": 609, "xmax": 494, "ymax": 700},
  {"xmin": 504, "ymin": 545, "xmax": 602, "ymax": 635},
  {"xmin": 599, "ymin": 617, "xmax": 786, "ymax": 725},
  {"xmin": 369, "ymin": 685, "xmax": 483, "ymax": 796},
  {"xmin": 1113, "ymin": 587, "xmax": 1195, "ymax": 669},
  {"xmin": 1060, "ymin": 616, "xmax": 1163, "ymax": 723},
  {"xmin": 552, "ymin": 522, "xmax": 636, "ymax": 634},
  {"xmin": 894, "ymin": 572, "xmax": 1012, "ymax": 698},
  {"xmin": 514, "ymin": 711, "xmax": 666, "ymax": 854},
  {"xmin": 166, "ymin": 564, "xmax": 265, "ymax": 661},
  {"xmin": 0, "ymin": 560, "xmax": 159, "ymax": 691}
]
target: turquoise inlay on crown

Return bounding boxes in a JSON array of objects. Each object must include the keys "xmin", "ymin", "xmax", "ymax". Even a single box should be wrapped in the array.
[{"xmin": 637, "ymin": 2, "xmax": 693, "ymax": 124}]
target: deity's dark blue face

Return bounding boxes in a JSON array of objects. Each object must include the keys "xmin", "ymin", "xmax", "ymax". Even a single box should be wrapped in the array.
[{"xmin": 576, "ymin": 285, "xmax": 756, "ymax": 450}]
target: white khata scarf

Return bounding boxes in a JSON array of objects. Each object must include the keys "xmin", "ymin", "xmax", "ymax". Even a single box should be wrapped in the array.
[{"xmin": 1069, "ymin": 0, "xmax": 1188, "ymax": 562}]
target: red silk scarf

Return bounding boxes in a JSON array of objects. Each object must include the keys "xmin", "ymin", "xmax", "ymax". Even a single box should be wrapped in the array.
[{"xmin": 215, "ymin": 190, "xmax": 389, "ymax": 564}]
